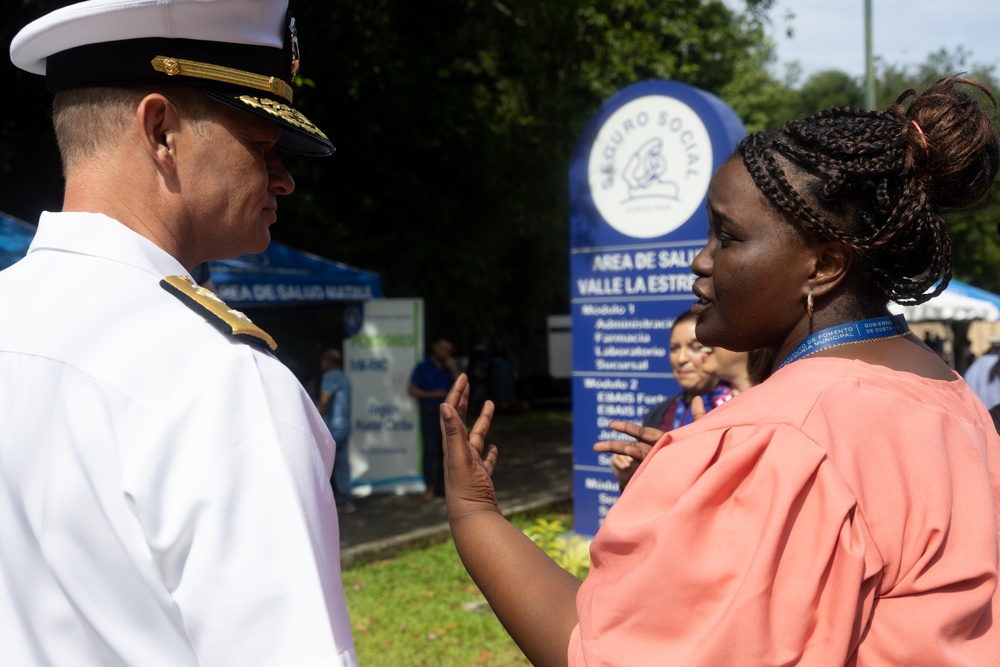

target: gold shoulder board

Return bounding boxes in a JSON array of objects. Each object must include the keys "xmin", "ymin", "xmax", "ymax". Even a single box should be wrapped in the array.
[{"xmin": 160, "ymin": 275, "xmax": 277, "ymax": 351}]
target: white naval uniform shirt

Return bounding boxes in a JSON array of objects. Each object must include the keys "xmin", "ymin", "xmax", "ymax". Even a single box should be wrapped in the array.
[{"xmin": 0, "ymin": 212, "xmax": 357, "ymax": 666}]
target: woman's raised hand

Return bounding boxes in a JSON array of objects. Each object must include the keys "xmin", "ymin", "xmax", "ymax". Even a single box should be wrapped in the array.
[{"xmin": 441, "ymin": 374, "xmax": 501, "ymax": 521}]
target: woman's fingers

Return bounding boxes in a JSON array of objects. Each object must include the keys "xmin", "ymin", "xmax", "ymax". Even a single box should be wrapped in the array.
[
  {"xmin": 691, "ymin": 395, "xmax": 707, "ymax": 421},
  {"xmin": 444, "ymin": 373, "xmax": 470, "ymax": 423},
  {"xmin": 607, "ymin": 420, "xmax": 665, "ymax": 446},
  {"xmin": 480, "ymin": 442, "xmax": 499, "ymax": 478},
  {"xmin": 468, "ymin": 399, "xmax": 495, "ymax": 459},
  {"xmin": 594, "ymin": 438, "xmax": 653, "ymax": 460},
  {"xmin": 441, "ymin": 402, "xmax": 469, "ymax": 464},
  {"xmin": 442, "ymin": 401, "xmax": 501, "ymax": 519},
  {"xmin": 610, "ymin": 453, "xmax": 637, "ymax": 471}
]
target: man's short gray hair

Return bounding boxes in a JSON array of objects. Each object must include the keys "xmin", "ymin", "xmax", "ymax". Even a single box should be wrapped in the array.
[{"xmin": 52, "ymin": 85, "xmax": 215, "ymax": 174}]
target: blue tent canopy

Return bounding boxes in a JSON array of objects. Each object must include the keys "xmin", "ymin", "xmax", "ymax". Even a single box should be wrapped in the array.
[
  {"xmin": 209, "ymin": 243, "xmax": 382, "ymax": 308},
  {"xmin": 0, "ymin": 212, "xmax": 34, "ymax": 270},
  {"xmin": 1, "ymin": 211, "xmax": 381, "ymax": 308},
  {"xmin": 889, "ymin": 279, "xmax": 1000, "ymax": 322},
  {"xmin": 946, "ymin": 280, "xmax": 1000, "ymax": 312}
]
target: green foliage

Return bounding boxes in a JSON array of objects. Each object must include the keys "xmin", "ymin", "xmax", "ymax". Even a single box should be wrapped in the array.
[
  {"xmin": 768, "ymin": 45, "xmax": 1000, "ymax": 292},
  {"xmin": 790, "ymin": 69, "xmax": 865, "ymax": 118},
  {"xmin": 268, "ymin": 0, "xmax": 784, "ymax": 371},
  {"xmin": 343, "ymin": 538, "xmax": 531, "ymax": 666},
  {"xmin": 522, "ymin": 516, "xmax": 592, "ymax": 579},
  {"xmin": 863, "ymin": 48, "xmax": 1000, "ymax": 293},
  {"xmin": 0, "ymin": 1, "xmax": 783, "ymax": 374},
  {"xmin": 342, "ymin": 511, "xmax": 575, "ymax": 666},
  {"xmin": 0, "ymin": 1, "xmax": 67, "ymax": 220},
  {"xmin": 6, "ymin": 2, "xmax": 999, "ymax": 373},
  {"xmin": 718, "ymin": 33, "xmax": 792, "ymax": 132},
  {"xmin": 947, "ymin": 180, "xmax": 1000, "ymax": 294}
]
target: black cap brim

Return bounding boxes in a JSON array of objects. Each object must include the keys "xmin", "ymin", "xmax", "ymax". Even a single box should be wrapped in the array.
[{"xmin": 200, "ymin": 88, "xmax": 334, "ymax": 156}]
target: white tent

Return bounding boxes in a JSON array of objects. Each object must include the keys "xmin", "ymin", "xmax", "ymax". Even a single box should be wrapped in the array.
[
  {"xmin": 887, "ymin": 280, "xmax": 1000, "ymax": 369},
  {"xmin": 889, "ymin": 280, "xmax": 1000, "ymax": 323}
]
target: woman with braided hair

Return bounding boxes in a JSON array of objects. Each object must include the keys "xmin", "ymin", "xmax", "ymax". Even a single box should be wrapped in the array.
[{"xmin": 440, "ymin": 75, "xmax": 1000, "ymax": 666}]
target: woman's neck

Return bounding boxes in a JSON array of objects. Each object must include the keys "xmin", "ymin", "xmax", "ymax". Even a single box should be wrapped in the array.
[{"xmin": 725, "ymin": 373, "xmax": 753, "ymax": 394}]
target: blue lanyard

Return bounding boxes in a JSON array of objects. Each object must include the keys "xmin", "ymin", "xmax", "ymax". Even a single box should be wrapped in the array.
[
  {"xmin": 671, "ymin": 392, "xmax": 713, "ymax": 430},
  {"xmin": 777, "ymin": 314, "xmax": 910, "ymax": 371},
  {"xmin": 672, "ymin": 401, "xmax": 688, "ymax": 430}
]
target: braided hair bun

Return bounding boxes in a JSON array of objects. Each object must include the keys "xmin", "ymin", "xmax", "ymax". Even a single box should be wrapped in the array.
[{"xmin": 739, "ymin": 75, "xmax": 999, "ymax": 306}]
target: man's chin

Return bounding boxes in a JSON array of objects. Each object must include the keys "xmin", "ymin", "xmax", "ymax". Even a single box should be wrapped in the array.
[
  {"xmin": 247, "ymin": 228, "xmax": 272, "ymax": 255},
  {"xmin": 219, "ymin": 237, "xmax": 270, "ymax": 261}
]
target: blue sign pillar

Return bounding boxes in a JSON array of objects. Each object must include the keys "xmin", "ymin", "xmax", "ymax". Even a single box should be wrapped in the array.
[{"xmin": 569, "ymin": 80, "xmax": 745, "ymax": 537}]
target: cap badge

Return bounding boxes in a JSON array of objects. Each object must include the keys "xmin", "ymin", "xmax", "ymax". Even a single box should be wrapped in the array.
[
  {"xmin": 288, "ymin": 15, "xmax": 300, "ymax": 78},
  {"xmin": 239, "ymin": 95, "xmax": 328, "ymax": 140}
]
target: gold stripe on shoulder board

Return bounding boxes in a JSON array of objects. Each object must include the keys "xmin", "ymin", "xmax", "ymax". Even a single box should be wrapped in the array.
[{"xmin": 160, "ymin": 275, "xmax": 277, "ymax": 351}]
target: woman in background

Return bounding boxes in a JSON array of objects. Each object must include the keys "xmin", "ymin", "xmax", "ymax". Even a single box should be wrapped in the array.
[
  {"xmin": 610, "ymin": 310, "xmax": 716, "ymax": 489},
  {"xmin": 705, "ymin": 346, "xmax": 772, "ymax": 407},
  {"xmin": 613, "ymin": 316, "xmax": 770, "ymax": 490}
]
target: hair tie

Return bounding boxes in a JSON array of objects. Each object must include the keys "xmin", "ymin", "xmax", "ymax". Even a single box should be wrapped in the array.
[{"xmin": 911, "ymin": 119, "xmax": 930, "ymax": 157}]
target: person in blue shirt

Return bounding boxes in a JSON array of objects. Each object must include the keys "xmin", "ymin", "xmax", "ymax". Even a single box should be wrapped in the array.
[
  {"xmin": 317, "ymin": 349, "xmax": 355, "ymax": 513},
  {"xmin": 409, "ymin": 338, "xmax": 459, "ymax": 501}
]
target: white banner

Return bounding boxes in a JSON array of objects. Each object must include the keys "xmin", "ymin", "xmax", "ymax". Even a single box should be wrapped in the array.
[{"xmin": 343, "ymin": 298, "xmax": 424, "ymax": 495}]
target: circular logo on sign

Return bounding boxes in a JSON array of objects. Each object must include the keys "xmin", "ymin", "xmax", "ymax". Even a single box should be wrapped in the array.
[
  {"xmin": 343, "ymin": 305, "xmax": 363, "ymax": 337},
  {"xmin": 587, "ymin": 96, "xmax": 713, "ymax": 239}
]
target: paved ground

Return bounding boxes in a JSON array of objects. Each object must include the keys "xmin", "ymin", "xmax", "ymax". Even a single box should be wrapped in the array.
[{"xmin": 338, "ymin": 410, "xmax": 574, "ymax": 567}]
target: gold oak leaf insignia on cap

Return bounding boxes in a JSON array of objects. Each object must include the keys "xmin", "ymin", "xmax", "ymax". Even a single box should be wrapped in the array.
[
  {"xmin": 160, "ymin": 275, "xmax": 277, "ymax": 351},
  {"xmin": 238, "ymin": 95, "xmax": 327, "ymax": 137}
]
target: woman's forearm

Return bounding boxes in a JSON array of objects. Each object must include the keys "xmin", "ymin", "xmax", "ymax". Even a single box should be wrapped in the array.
[{"xmin": 450, "ymin": 509, "xmax": 581, "ymax": 667}]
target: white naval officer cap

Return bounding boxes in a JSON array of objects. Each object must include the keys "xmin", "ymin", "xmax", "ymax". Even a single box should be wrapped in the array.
[{"xmin": 9, "ymin": 0, "xmax": 333, "ymax": 157}]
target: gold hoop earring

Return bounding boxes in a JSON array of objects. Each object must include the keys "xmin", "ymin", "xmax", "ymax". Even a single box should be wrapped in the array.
[{"xmin": 807, "ymin": 290, "xmax": 814, "ymax": 319}]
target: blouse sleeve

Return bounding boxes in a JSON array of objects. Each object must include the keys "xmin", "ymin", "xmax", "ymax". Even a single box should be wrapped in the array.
[{"xmin": 569, "ymin": 422, "xmax": 884, "ymax": 666}]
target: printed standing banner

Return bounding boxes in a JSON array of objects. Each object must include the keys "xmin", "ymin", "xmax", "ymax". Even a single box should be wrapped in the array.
[
  {"xmin": 343, "ymin": 298, "xmax": 425, "ymax": 495},
  {"xmin": 569, "ymin": 80, "xmax": 746, "ymax": 536}
]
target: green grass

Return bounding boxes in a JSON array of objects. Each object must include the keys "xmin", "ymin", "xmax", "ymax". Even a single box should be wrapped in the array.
[{"xmin": 343, "ymin": 511, "xmax": 582, "ymax": 666}]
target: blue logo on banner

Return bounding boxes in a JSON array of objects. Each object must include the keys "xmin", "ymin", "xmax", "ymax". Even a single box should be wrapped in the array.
[{"xmin": 343, "ymin": 304, "xmax": 364, "ymax": 337}]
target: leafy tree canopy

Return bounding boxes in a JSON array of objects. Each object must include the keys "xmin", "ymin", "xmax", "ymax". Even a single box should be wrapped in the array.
[
  {"xmin": 273, "ymin": 0, "xmax": 780, "ymax": 371},
  {"xmin": 2, "ymin": 1, "xmax": 998, "ymax": 379}
]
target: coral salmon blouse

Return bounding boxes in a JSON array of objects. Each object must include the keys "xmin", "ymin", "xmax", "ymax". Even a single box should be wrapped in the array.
[{"xmin": 570, "ymin": 358, "xmax": 1000, "ymax": 666}]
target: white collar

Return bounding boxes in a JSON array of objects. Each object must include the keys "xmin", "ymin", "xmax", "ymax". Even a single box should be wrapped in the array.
[{"xmin": 30, "ymin": 211, "xmax": 189, "ymax": 280}]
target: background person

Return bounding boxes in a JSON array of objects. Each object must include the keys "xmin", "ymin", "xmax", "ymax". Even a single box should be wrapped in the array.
[
  {"xmin": 961, "ymin": 335, "xmax": 1000, "ymax": 411},
  {"xmin": 610, "ymin": 310, "xmax": 717, "ymax": 489},
  {"xmin": 612, "ymin": 323, "xmax": 770, "ymax": 490},
  {"xmin": 441, "ymin": 75, "xmax": 1000, "ymax": 665},
  {"xmin": 704, "ymin": 346, "xmax": 773, "ymax": 408},
  {"xmin": 317, "ymin": 348, "xmax": 355, "ymax": 513},
  {"xmin": 408, "ymin": 337, "xmax": 459, "ymax": 501},
  {"xmin": 0, "ymin": 1, "xmax": 355, "ymax": 665},
  {"xmin": 465, "ymin": 336, "xmax": 492, "ymax": 414}
]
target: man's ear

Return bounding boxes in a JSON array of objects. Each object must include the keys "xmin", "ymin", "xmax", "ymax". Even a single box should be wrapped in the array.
[
  {"xmin": 135, "ymin": 93, "xmax": 180, "ymax": 174},
  {"xmin": 807, "ymin": 242, "xmax": 852, "ymax": 300}
]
